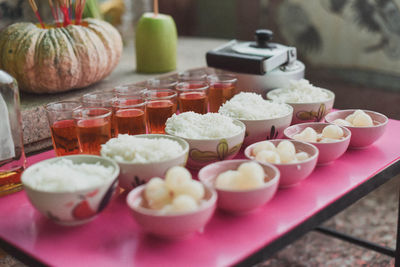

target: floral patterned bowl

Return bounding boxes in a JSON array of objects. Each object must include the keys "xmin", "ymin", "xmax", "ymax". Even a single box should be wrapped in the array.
[
  {"xmin": 166, "ymin": 119, "xmax": 246, "ymax": 169},
  {"xmin": 21, "ymin": 155, "xmax": 120, "ymax": 226},
  {"xmin": 100, "ymin": 134, "xmax": 189, "ymax": 190},
  {"xmin": 267, "ymin": 88, "xmax": 335, "ymax": 125},
  {"xmin": 126, "ymin": 184, "xmax": 217, "ymax": 239},
  {"xmin": 238, "ymin": 104, "xmax": 293, "ymax": 147}
]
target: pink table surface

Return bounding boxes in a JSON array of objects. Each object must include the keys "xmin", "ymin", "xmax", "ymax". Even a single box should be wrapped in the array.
[{"xmin": 1, "ymin": 119, "xmax": 400, "ymax": 267}]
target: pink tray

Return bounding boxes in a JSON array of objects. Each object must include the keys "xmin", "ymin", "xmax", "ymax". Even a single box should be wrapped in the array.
[{"xmin": 1, "ymin": 119, "xmax": 399, "ymax": 267}]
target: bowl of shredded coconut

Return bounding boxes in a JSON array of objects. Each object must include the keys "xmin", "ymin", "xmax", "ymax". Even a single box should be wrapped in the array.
[
  {"xmin": 267, "ymin": 79, "xmax": 335, "ymax": 124},
  {"xmin": 21, "ymin": 155, "xmax": 120, "ymax": 226},
  {"xmin": 100, "ymin": 134, "xmax": 189, "ymax": 190},
  {"xmin": 165, "ymin": 112, "xmax": 245, "ymax": 169},
  {"xmin": 218, "ymin": 92, "xmax": 293, "ymax": 146}
]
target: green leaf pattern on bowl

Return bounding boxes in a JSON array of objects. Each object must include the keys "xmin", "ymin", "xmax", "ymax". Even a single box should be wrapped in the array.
[
  {"xmin": 189, "ymin": 139, "xmax": 242, "ymax": 163},
  {"xmin": 296, "ymin": 103, "xmax": 327, "ymax": 122}
]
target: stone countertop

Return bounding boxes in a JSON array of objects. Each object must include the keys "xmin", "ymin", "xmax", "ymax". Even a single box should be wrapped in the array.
[
  {"xmin": 20, "ymin": 36, "xmax": 400, "ymax": 154},
  {"xmin": 21, "ymin": 37, "xmax": 226, "ymax": 154}
]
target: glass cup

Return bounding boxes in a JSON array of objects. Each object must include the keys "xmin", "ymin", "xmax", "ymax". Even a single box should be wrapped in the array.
[
  {"xmin": 81, "ymin": 92, "xmax": 116, "ymax": 137},
  {"xmin": 207, "ymin": 74, "xmax": 238, "ymax": 112},
  {"xmin": 112, "ymin": 96, "xmax": 146, "ymax": 135},
  {"xmin": 146, "ymin": 77, "xmax": 178, "ymax": 90},
  {"xmin": 113, "ymin": 84, "xmax": 148, "ymax": 97},
  {"xmin": 145, "ymin": 89, "xmax": 177, "ymax": 134},
  {"xmin": 45, "ymin": 101, "xmax": 81, "ymax": 157},
  {"xmin": 178, "ymin": 70, "xmax": 208, "ymax": 82},
  {"xmin": 72, "ymin": 107, "xmax": 112, "ymax": 155},
  {"xmin": 176, "ymin": 81, "xmax": 209, "ymax": 114}
]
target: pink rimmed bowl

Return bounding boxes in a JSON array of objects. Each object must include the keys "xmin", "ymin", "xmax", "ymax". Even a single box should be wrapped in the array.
[
  {"xmin": 244, "ymin": 139, "xmax": 319, "ymax": 188},
  {"xmin": 284, "ymin": 122, "xmax": 351, "ymax": 165},
  {"xmin": 198, "ymin": 159, "xmax": 280, "ymax": 214},
  {"xmin": 126, "ymin": 184, "xmax": 217, "ymax": 239},
  {"xmin": 324, "ymin": 109, "xmax": 388, "ymax": 148}
]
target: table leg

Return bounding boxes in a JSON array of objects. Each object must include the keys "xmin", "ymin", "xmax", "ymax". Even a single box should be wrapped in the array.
[{"xmin": 395, "ymin": 185, "xmax": 400, "ymax": 267}]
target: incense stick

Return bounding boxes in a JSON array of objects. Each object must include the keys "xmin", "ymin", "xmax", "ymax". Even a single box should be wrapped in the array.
[
  {"xmin": 28, "ymin": 0, "xmax": 45, "ymax": 28},
  {"xmin": 48, "ymin": 0, "xmax": 61, "ymax": 27}
]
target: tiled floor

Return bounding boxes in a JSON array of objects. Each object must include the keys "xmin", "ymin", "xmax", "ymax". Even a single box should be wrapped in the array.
[{"xmin": 260, "ymin": 175, "xmax": 399, "ymax": 266}]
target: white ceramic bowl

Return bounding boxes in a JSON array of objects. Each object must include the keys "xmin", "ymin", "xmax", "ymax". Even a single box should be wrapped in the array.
[
  {"xmin": 100, "ymin": 134, "xmax": 189, "ymax": 190},
  {"xmin": 284, "ymin": 122, "xmax": 351, "ymax": 165},
  {"xmin": 165, "ymin": 119, "xmax": 246, "ymax": 169},
  {"xmin": 126, "ymin": 184, "xmax": 217, "ymax": 239},
  {"xmin": 244, "ymin": 140, "xmax": 318, "ymax": 188},
  {"xmin": 198, "ymin": 159, "xmax": 280, "ymax": 214},
  {"xmin": 324, "ymin": 109, "xmax": 388, "ymax": 148},
  {"xmin": 267, "ymin": 88, "xmax": 335, "ymax": 125},
  {"xmin": 21, "ymin": 155, "xmax": 120, "ymax": 226},
  {"xmin": 230, "ymin": 104, "xmax": 293, "ymax": 147}
]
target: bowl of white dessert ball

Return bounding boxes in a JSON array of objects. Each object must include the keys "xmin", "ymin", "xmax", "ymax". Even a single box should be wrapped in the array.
[
  {"xmin": 126, "ymin": 166, "xmax": 217, "ymax": 239},
  {"xmin": 244, "ymin": 140, "xmax": 318, "ymax": 188},
  {"xmin": 284, "ymin": 122, "xmax": 351, "ymax": 165},
  {"xmin": 100, "ymin": 134, "xmax": 189, "ymax": 190},
  {"xmin": 218, "ymin": 92, "xmax": 293, "ymax": 146},
  {"xmin": 165, "ymin": 112, "xmax": 246, "ymax": 170},
  {"xmin": 21, "ymin": 155, "xmax": 120, "ymax": 226},
  {"xmin": 267, "ymin": 79, "xmax": 335, "ymax": 125},
  {"xmin": 198, "ymin": 160, "xmax": 280, "ymax": 214},
  {"xmin": 324, "ymin": 109, "xmax": 388, "ymax": 148}
]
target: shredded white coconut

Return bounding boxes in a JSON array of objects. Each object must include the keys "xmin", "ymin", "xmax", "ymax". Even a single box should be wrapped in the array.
[
  {"xmin": 218, "ymin": 92, "xmax": 292, "ymax": 120},
  {"xmin": 101, "ymin": 134, "xmax": 183, "ymax": 163},
  {"xmin": 165, "ymin": 112, "xmax": 243, "ymax": 139},
  {"xmin": 268, "ymin": 79, "xmax": 332, "ymax": 103},
  {"xmin": 22, "ymin": 159, "xmax": 114, "ymax": 192}
]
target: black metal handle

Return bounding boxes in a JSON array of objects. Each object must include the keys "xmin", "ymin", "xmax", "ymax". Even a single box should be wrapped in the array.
[{"xmin": 255, "ymin": 29, "xmax": 273, "ymax": 48}]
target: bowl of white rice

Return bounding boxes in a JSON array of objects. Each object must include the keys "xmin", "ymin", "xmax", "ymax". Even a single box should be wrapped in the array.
[
  {"xmin": 267, "ymin": 79, "xmax": 335, "ymax": 125},
  {"xmin": 165, "ymin": 112, "xmax": 246, "ymax": 169},
  {"xmin": 100, "ymin": 134, "xmax": 189, "ymax": 190},
  {"xmin": 21, "ymin": 155, "xmax": 120, "ymax": 226},
  {"xmin": 219, "ymin": 92, "xmax": 293, "ymax": 146}
]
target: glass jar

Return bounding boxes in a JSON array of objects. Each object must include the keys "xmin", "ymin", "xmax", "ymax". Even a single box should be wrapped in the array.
[{"xmin": 0, "ymin": 70, "xmax": 26, "ymax": 196}]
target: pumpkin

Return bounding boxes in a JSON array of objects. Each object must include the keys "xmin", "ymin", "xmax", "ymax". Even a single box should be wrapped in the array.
[{"xmin": 0, "ymin": 18, "xmax": 122, "ymax": 94}]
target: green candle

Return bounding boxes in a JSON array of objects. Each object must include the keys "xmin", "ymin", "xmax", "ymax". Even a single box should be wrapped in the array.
[{"xmin": 135, "ymin": 12, "xmax": 177, "ymax": 73}]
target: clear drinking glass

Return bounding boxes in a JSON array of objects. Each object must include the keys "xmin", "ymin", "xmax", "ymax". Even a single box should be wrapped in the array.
[
  {"xmin": 81, "ymin": 92, "xmax": 116, "ymax": 137},
  {"xmin": 145, "ymin": 89, "xmax": 177, "ymax": 134},
  {"xmin": 0, "ymin": 70, "xmax": 26, "ymax": 196},
  {"xmin": 113, "ymin": 96, "xmax": 146, "ymax": 135},
  {"xmin": 176, "ymin": 81, "xmax": 209, "ymax": 114},
  {"xmin": 146, "ymin": 77, "xmax": 178, "ymax": 90},
  {"xmin": 207, "ymin": 74, "xmax": 237, "ymax": 112},
  {"xmin": 72, "ymin": 107, "xmax": 112, "ymax": 155},
  {"xmin": 113, "ymin": 84, "xmax": 147, "ymax": 97},
  {"xmin": 178, "ymin": 69, "xmax": 208, "ymax": 82},
  {"xmin": 45, "ymin": 101, "xmax": 81, "ymax": 156}
]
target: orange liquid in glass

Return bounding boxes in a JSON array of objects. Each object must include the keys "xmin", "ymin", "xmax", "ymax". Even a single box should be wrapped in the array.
[
  {"xmin": 146, "ymin": 100, "xmax": 175, "ymax": 134},
  {"xmin": 0, "ymin": 165, "xmax": 24, "ymax": 197},
  {"xmin": 76, "ymin": 119, "xmax": 111, "ymax": 155},
  {"xmin": 115, "ymin": 109, "xmax": 146, "ymax": 135},
  {"xmin": 209, "ymin": 83, "xmax": 236, "ymax": 112},
  {"xmin": 179, "ymin": 91, "xmax": 208, "ymax": 114},
  {"xmin": 50, "ymin": 119, "xmax": 80, "ymax": 156}
]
